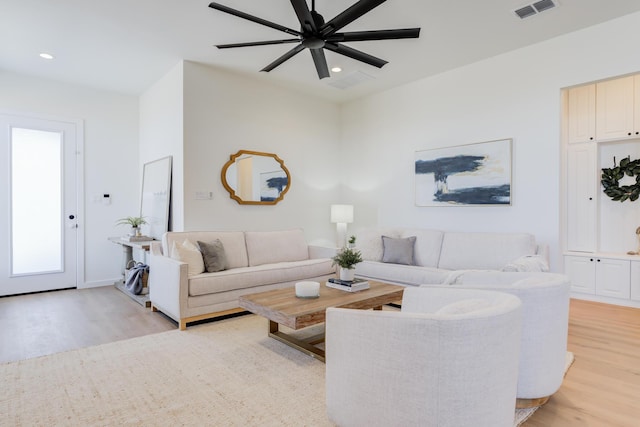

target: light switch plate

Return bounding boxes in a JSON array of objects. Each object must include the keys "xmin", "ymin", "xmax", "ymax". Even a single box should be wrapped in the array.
[{"xmin": 195, "ymin": 191, "xmax": 213, "ymax": 200}]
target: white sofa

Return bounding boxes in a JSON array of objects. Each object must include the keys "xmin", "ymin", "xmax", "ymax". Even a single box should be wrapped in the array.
[
  {"xmin": 353, "ymin": 227, "xmax": 549, "ymax": 286},
  {"xmin": 326, "ymin": 287, "xmax": 523, "ymax": 427},
  {"xmin": 148, "ymin": 228, "xmax": 335, "ymax": 329}
]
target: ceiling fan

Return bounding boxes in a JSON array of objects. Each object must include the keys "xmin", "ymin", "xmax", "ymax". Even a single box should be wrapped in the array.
[{"xmin": 208, "ymin": 0, "xmax": 421, "ymax": 79}]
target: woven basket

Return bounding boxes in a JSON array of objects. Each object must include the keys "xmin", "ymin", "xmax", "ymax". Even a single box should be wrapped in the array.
[{"xmin": 125, "ymin": 260, "xmax": 148, "ymax": 288}]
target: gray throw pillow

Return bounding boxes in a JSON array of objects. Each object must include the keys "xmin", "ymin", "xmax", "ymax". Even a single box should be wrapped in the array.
[
  {"xmin": 381, "ymin": 235, "xmax": 416, "ymax": 265},
  {"xmin": 197, "ymin": 239, "xmax": 228, "ymax": 272}
]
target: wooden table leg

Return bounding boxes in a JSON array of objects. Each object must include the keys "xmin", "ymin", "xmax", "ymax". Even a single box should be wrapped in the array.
[{"xmin": 267, "ymin": 320, "xmax": 326, "ymax": 362}]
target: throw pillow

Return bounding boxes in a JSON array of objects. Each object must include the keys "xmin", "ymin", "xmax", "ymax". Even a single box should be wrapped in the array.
[
  {"xmin": 197, "ymin": 239, "xmax": 229, "ymax": 272},
  {"xmin": 501, "ymin": 255, "xmax": 549, "ymax": 272},
  {"xmin": 170, "ymin": 239, "xmax": 205, "ymax": 276},
  {"xmin": 381, "ymin": 235, "xmax": 416, "ymax": 265}
]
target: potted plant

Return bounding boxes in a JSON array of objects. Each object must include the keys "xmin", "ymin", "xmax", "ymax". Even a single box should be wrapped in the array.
[
  {"xmin": 116, "ymin": 216, "xmax": 147, "ymax": 236},
  {"xmin": 332, "ymin": 246, "xmax": 363, "ymax": 281},
  {"xmin": 348, "ymin": 235, "xmax": 356, "ymax": 248}
]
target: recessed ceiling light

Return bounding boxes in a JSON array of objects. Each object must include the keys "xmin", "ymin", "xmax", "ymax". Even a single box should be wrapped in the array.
[
  {"xmin": 39, "ymin": 53, "xmax": 54, "ymax": 60},
  {"xmin": 331, "ymin": 67, "xmax": 342, "ymax": 73}
]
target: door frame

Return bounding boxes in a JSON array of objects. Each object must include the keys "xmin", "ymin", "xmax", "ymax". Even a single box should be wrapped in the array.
[{"xmin": 1, "ymin": 109, "xmax": 85, "ymax": 291}]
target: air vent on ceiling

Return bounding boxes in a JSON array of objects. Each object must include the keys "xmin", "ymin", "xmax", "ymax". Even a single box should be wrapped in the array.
[
  {"xmin": 514, "ymin": 0, "xmax": 557, "ymax": 19},
  {"xmin": 515, "ymin": 5, "xmax": 536, "ymax": 19},
  {"xmin": 533, "ymin": 0, "xmax": 556, "ymax": 12},
  {"xmin": 326, "ymin": 71, "xmax": 375, "ymax": 90}
]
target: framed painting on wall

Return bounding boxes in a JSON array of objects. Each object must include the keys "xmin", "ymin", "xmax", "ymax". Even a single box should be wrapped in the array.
[{"xmin": 415, "ymin": 138, "xmax": 512, "ymax": 206}]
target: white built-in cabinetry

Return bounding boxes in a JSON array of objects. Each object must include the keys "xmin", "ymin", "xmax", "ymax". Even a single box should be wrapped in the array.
[
  {"xmin": 564, "ymin": 73, "xmax": 640, "ymax": 308},
  {"xmin": 566, "ymin": 143, "xmax": 597, "ymax": 251},
  {"xmin": 567, "ymin": 84, "xmax": 596, "ymax": 144},
  {"xmin": 595, "ymin": 75, "xmax": 640, "ymax": 141},
  {"xmin": 565, "ymin": 254, "xmax": 631, "ymax": 299},
  {"xmin": 631, "ymin": 262, "xmax": 640, "ymax": 301}
]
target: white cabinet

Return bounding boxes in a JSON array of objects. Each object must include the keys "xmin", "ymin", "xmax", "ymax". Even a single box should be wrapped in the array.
[
  {"xmin": 566, "ymin": 144, "xmax": 597, "ymax": 252},
  {"xmin": 564, "ymin": 74, "xmax": 640, "ymax": 307},
  {"xmin": 595, "ymin": 257, "xmax": 630, "ymax": 299},
  {"xmin": 631, "ymin": 261, "xmax": 640, "ymax": 301},
  {"xmin": 565, "ymin": 255, "xmax": 630, "ymax": 299},
  {"xmin": 567, "ymin": 84, "xmax": 596, "ymax": 144},
  {"xmin": 565, "ymin": 255, "xmax": 595, "ymax": 294},
  {"xmin": 595, "ymin": 75, "xmax": 638, "ymax": 141}
]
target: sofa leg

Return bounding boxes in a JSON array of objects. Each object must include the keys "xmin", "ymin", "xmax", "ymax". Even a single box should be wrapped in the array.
[
  {"xmin": 151, "ymin": 304, "xmax": 158, "ymax": 312},
  {"xmin": 516, "ymin": 396, "xmax": 550, "ymax": 409},
  {"xmin": 179, "ymin": 320, "xmax": 187, "ymax": 331}
]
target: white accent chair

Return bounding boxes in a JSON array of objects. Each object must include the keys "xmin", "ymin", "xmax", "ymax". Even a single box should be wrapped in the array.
[
  {"xmin": 447, "ymin": 272, "xmax": 571, "ymax": 407},
  {"xmin": 326, "ymin": 287, "xmax": 523, "ymax": 427}
]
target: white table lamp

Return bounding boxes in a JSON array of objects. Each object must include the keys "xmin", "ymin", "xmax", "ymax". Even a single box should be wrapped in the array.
[{"xmin": 331, "ymin": 204, "xmax": 354, "ymax": 248}]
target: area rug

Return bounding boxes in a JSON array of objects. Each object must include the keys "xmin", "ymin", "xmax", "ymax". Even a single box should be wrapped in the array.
[{"xmin": 0, "ymin": 314, "xmax": 573, "ymax": 426}]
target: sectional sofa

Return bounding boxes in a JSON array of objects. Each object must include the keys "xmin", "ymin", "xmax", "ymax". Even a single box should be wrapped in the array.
[
  {"xmin": 353, "ymin": 227, "xmax": 550, "ymax": 286},
  {"xmin": 148, "ymin": 228, "xmax": 335, "ymax": 329},
  {"xmin": 148, "ymin": 226, "xmax": 550, "ymax": 331}
]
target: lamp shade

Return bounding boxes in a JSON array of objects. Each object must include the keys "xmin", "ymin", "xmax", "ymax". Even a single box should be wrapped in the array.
[{"xmin": 331, "ymin": 204, "xmax": 354, "ymax": 224}]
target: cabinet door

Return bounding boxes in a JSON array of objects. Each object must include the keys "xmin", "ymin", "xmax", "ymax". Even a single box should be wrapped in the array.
[
  {"xmin": 595, "ymin": 258, "xmax": 630, "ymax": 299},
  {"xmin": 596, "ymin": 76, "xmax": 634, "ymax": 141},
  {"xmin": 634, "ymin": 75, "xmax": 640, "ymax": 136},
  {"xmin": 631, "ymin": 261, "xmax": 640, "ymax": 301},
  {"xmin": 565, "ymin": 255, "xmax": 596, "ymax": 294},
  {"xmin": 566, "ymin": 144, "xmax": 597, "ymax": 251},
  {"xmin": 567, "ymin": 84, "xmax": 596, "ymax": 144}
]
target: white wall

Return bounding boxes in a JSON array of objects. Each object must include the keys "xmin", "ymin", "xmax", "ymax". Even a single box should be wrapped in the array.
[
  {"xmin": 0, "ymin": 71, "xmax": 139, "ymax": 286},
  {"xmin": 340, "ymin": 12, "xmax": 640, "ymax": 271},
  {"xmin": 139, "ymin": 61, "xmax": 185, "ymax": 232},
  {"xmin": 5, "ymin": 10, "xmax": 640, "ymax": 286},
  {"xmin": 182, "ymin": 61, "xmax": 342, "ymax": 246}
]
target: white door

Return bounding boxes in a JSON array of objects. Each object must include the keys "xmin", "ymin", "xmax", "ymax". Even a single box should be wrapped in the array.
[{"xmin": 0, "ymin": 113, "xmax": 81, "ymax": 296}]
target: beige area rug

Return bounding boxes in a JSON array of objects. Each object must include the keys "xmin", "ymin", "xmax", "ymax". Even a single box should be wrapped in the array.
[{"xmin": 1, "ymin": 314, "xmax": 573, "ymax": 426}]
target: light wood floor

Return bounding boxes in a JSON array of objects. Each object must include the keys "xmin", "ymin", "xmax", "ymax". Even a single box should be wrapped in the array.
[
  {"xmin": 0, "ymin": 286, "xmax": 175, "ymax": 364},
  {"xmin": 524, "ymin": 299, "xmax": 640, "ymax": 426},
  {"xmin": 0, "ymin": 288, "xmax": 639, "ymax": 425}
]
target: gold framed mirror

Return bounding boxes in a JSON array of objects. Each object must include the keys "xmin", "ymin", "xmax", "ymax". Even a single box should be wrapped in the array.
[{"xmin": 221, "ymin": 150, "xmax": 291, "ymax": 205}]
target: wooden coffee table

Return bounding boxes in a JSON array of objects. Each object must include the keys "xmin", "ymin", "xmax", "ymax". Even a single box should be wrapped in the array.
[{"xmin": 238, "ymin": 280, "xmax": 404, "ymax": 362}]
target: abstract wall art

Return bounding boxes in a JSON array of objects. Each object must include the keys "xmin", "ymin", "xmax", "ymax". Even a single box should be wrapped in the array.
[
  {"xmin": 415, "ymin": 139, "xmax": 512, "ymax": 206},
  {"xmin": 260, "ymin": 170, "xmax": 288, "ymax": 202}
]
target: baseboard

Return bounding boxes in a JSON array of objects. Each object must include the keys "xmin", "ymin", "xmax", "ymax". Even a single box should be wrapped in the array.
[{"xmin": 80, "ymin": 278, "xmax": 122, "ymax": 289}]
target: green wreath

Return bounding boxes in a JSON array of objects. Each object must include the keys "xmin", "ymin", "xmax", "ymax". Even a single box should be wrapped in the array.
[{"xmin": 601, "ymin": 156, "xmax": 640, "ymax": 202}]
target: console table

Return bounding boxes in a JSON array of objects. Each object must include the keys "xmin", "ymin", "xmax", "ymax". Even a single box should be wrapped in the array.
[
  {"xmin": 109, "ymin": 237, "xmax": 154, "ymax": 307},
  {"xmin": 108, "ymin": 237, "xmax": 153, "ymax": 273}
]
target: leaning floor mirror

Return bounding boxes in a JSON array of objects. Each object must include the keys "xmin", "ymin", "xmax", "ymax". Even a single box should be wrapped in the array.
[{"xmin": 140, "ymin": 156, "xmax": 172, "ymax": 240}]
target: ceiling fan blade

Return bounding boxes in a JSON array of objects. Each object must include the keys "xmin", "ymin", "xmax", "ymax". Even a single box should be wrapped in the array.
[
  {"xmin": 216, "ymin": 39, "xmax": 300, "ymax": 49},
  {"xmin": 290, "ymin": 0, "xmax": 317, "ymax": 33},
  {"xmin": 209, "ymin": 2, "xmax": 301, "ymax": 37},
  {"xmin": 310, "ymin": 48, "xmax": 330, "ymax": 79},
  {"xmin": 324, "ymin": 42, "xmax": 388, "ymax": 68},
  {"xmin": 261, "ymin": 44, "xmax": 306, "ymax": 72},
  {"xmin": 327, "ymin": 28, "xmax": 420, "ymax": 42},
  {"xmin": 320, "ymin": 0, "xmax": 387, "ymax": 37}
]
